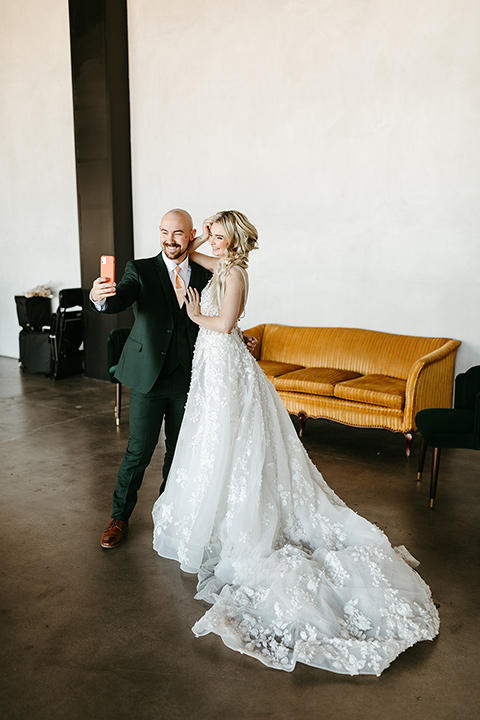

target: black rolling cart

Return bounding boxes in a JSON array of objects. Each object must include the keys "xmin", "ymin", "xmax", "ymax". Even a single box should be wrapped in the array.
[{"xmin": 49, "ymin": 288, "xmax": 85, "ymax": 380}]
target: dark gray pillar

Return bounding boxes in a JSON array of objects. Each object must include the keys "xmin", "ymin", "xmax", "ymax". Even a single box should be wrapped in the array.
[{"xmin": 68, "ymin": 0, "xmax": 134, "ymax": 380}]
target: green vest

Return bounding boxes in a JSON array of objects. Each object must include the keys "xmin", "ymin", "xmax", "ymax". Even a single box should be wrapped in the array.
[{"xmin": 161, "ymin": 302, "xmax": 193, "ymax": 377}]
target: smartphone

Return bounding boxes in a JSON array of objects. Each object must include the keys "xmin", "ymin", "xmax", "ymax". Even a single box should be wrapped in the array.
[{"xmin": 100, "ymin": 255, "xmax": 115, "ymax": 283}]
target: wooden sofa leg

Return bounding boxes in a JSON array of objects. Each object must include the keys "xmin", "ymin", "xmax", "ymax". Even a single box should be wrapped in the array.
[
  {"xmin": 298, "ymin": 412, "xmax": 307, "ymax": 437},
  {"xmin": 115, "ymin": 383, "xmax": 122, "ymax": 427},
  {"xmin": 417, "ymin": 436, "xmax": 426, "ymax": 481},
  {"xmin": 404, "ymin": 431, "xmax": 414, "ymax": 457},
  {"xmin": 429, "ymin": 447, "xmax": 442, "ymax": 509}
]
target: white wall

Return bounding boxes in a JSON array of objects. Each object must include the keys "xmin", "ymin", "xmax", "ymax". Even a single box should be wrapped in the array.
[
  {"xmin": 127, "ymin": 0, "xmax": 480, "ymax": 373},
  {"xmin": 1, "ymin": 0, "xmax": 478, "ymax": 372},
  {"xmin": 0, "ymin": 0, "xmax": 80, "ymax": 358}
]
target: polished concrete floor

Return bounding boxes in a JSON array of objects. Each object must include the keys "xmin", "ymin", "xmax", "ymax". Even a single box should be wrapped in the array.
[{"xmin": 0, "ymin": 355, "xmax": 479, "ymax": 720}]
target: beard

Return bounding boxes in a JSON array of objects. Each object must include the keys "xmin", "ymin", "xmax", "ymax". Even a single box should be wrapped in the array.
[{"xmin": 162, "ymin": 243, "xmax": 188, "ymax": 261}]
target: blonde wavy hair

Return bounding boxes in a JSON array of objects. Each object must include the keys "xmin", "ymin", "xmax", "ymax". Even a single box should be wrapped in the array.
[{"xmin": 210, "ymin": 210, "xmax": 258, "ymax": 309}]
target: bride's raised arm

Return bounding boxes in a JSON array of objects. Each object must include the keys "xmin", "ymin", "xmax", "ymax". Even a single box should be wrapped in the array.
[
  {"xmin": 189, "ymin": 217, "xmax": 218, "ymax": 272},
  {"xmin": 185, "ymin": 266, "xmax": 245, "ymax": 334}
]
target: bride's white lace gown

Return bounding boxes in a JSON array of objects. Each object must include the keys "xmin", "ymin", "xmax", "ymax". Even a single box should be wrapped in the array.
[{"xmin": 152, "ymin": 277, "xmax": 439, "ymax": 675}]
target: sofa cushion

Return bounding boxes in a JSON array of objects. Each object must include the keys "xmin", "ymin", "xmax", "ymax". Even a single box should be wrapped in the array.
[
  {"xmin": 334, "ymin": 374, "xmax": 406, "ymax": 410},
  {"xmin": 274, "ymin": 368, "xmax": 362, "ymax": 396},
  {"xmin": 258, "ymin": 360, "xmax": 304, "ymax": 380}
]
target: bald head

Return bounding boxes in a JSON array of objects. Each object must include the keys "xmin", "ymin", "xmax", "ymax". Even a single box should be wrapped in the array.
[
  {"xmin": 162, "ymin": 208, "xmax": 193, "ymax": 232},
  {"xmin": 159, "ymin": 209, "xmax": 196, "ymax": 262}
]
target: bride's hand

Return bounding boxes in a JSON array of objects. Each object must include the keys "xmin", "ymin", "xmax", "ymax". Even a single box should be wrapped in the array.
[
  {"xmin": 202, "ymin": 216, "xmax": 214, "ymax": 242},
  {"xmin": 185, "ymin": 286, "xmax": 201, "ymax": 321}
]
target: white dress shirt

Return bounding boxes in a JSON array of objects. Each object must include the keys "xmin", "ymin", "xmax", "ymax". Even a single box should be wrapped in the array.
[{"xmin": 162, "ymin": 254, "xmax": 191, "ymax": 290}]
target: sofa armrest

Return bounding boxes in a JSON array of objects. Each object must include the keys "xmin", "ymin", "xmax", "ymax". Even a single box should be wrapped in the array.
[
  {"xmin": 243, "ymin": 324, "xmax": 265, "ymax": 360},
  {"xmin": 403, "ymin": 339, "xmax": 461, "ymax": 430}
]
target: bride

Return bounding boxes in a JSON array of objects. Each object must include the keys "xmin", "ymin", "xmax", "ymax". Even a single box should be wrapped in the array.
[{"xmin": 152, "ymin": 210, "xmax": 439, "ymax": 675}]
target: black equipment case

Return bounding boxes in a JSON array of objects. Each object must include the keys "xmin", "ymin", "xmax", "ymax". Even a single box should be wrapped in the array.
[
  {"xmin": 15, "ymin": 295, "xmax": 53, "ymax": 376},
  {"xmin": 15, "ymin": 295, "xmax": 51, "ymax": 330},
  {"xmin": 19, "ymin": 330, "xmax": 53, "ymax": 375}
]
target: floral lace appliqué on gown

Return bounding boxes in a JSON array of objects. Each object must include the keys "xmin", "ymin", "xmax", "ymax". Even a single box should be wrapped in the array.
[{"xmin": 152, "ymin": 278, "xmax": 439, "ymax": 675}]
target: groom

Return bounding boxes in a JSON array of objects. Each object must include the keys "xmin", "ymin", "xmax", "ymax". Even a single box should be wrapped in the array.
[{"xmin": 90, "ymin": 209, "xmax": 212, "ymax": 549}]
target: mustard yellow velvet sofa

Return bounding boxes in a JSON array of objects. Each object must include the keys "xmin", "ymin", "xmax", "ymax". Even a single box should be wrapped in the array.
[{"xmin": 245, "ymin": 324, "xmax": 461, "ymax": 455}]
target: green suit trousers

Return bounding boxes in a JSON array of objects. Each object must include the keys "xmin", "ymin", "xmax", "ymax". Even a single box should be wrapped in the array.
[{"xmin": 112, "ymin": 365, "xmax": 190, "ymax": 520}]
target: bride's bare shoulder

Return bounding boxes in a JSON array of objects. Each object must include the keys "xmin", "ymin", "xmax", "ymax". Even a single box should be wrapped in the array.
[{"xmin": 227, "ymin": 265, "xmax": 248, "ymax": 284}]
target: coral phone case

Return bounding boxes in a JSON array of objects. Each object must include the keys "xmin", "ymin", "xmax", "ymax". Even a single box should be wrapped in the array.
[{"xmin": 100, "ymin": 255, "xmax": 115, "ymax": 283}]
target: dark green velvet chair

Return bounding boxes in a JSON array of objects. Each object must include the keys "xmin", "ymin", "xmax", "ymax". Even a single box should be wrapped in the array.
[
  {"xmin": 107, "ymin": 328, "xmax": 131, "ymax": 426},
  {"xmin": 416, "ymin": 365, "xmax": 480, "ymax": 507}
]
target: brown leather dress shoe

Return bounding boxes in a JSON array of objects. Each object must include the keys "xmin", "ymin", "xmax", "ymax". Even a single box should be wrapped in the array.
[{"xmin": 101, "ymin": 519, "xmax": 128, "ymax": 548}]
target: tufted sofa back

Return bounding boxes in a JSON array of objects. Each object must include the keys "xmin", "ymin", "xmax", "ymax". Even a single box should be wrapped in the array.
[{"xmin": 259, "ymin": 325, "xmax": 453, "ymax": 380}]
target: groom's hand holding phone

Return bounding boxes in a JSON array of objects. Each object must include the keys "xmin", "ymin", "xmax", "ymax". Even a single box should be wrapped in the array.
[{"xmin": 91, "ymin": 255, "xmax": 117, "ymax": 303}]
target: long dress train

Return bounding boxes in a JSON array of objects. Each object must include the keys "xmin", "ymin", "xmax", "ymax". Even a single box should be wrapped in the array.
[{"xmin": 152, "ymin": 278, "xmax": 439, "ymax": 675}]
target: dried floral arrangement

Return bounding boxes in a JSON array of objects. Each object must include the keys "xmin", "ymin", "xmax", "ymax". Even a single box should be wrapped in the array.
[{"xmin": 21, "ymin": 285, "xmax": 54, "ymax": 298}]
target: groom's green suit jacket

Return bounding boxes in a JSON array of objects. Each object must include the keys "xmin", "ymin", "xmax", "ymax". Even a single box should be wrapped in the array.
[{"xmin": 96, "ymin": 252, "xmax": 211, "ymax": 394}]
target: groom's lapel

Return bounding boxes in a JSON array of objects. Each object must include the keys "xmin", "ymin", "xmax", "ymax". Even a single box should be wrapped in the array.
[{"xmin": 154, "ymin": 252, "xmax": 175, "ymax": 316}]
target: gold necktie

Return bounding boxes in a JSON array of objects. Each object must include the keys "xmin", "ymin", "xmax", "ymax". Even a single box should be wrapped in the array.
[{"xmin": 173, "ymin": 266, "xmax": 186, "ymax": 308}]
